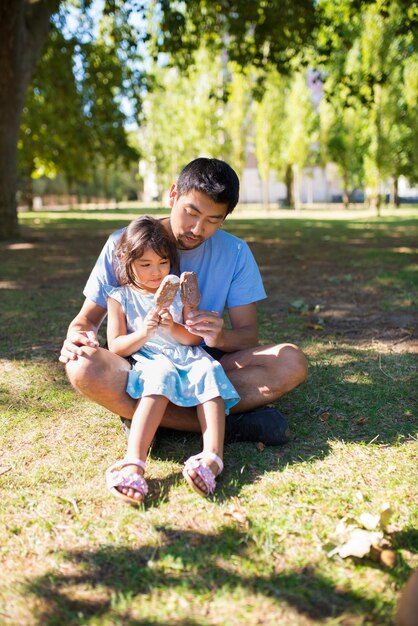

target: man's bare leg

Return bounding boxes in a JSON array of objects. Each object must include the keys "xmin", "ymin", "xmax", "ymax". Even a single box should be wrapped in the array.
[
  {"xmin": 221, "ymin": 343, "xmax": 308, "ymax": 413},
  {"xmin": 65, "ymin": 346, "xmax": 201, "ymax": 431},
  {"xmin": 65, "ymin": 342, "xmax": 308, "ymax": 440}
]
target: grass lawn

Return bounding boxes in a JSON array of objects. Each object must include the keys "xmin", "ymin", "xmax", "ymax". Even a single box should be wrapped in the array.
[{"xmin": 0, "ymin": 206, "xmax": 417, "ymax": 626}]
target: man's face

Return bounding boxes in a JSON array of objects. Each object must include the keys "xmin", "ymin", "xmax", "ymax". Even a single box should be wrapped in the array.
[{"xmin": 169, "ymin": 186, "xmax": 228, "ymax": 250}]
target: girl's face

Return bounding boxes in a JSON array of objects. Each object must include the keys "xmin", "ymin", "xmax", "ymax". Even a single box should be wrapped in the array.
[{"xmin": 131, "ymin": 247, "xmax": 170, "ymax": 293}]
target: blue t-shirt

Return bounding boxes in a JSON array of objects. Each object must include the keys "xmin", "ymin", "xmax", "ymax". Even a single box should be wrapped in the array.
[{"xmin": 83, "ymin": 227, "xmax": 266, "ymax": 315}]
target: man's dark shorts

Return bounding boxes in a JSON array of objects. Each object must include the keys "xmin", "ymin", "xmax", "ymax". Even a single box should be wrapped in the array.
[
  {"xmin": 126, "ymin": 345, "xmax": 225, "ymax": 368},
  {"xmin": 202, "ymin": 346, "xmax": 226, "ymax": 362}
]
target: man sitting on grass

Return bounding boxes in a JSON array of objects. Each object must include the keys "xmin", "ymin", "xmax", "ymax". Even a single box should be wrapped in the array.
[{"xmin": 59, "ymin": 157, "xmax": 308, "ymax": 444}]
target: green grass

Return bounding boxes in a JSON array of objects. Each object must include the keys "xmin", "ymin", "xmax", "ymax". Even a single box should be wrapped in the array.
[{"xmin": 0, "ymin": 206, "xmax": 417, "ymax": 625}]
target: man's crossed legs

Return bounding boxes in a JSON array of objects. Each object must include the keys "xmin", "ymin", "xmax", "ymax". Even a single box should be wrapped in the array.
[{"xmin": 65, "ymin": 342, "xmax": 308, "ymax": 445}]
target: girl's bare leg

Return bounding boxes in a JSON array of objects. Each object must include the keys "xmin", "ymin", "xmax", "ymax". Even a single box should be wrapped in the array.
[
  {"xmin": 185, "ymin": 397, "xmax": 225, "ymax": 494},
  {"xmin": 117, "ymin": 394, "xmax": 169, "ymax": 502}
]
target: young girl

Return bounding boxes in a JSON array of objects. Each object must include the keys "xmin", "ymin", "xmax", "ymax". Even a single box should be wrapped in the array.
[{"xmin": 105, "ymin": 215, "xmax": 239, "ymax": 504}]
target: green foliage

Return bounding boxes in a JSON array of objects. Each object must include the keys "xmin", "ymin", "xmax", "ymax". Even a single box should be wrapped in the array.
[
  {"xmin": 319, "ymin": 90, "xmax": 368, "ymax": 202},
  {"xmin": 18, "ymin": 3, "xmax": 142, "ymax": 202},
  {"xmin": 139, "ymin": 45, "xmax": 244, "ymax": 195},
  {"xmin": 316, "ymin": 0, "xmax": 418, "ymax": 208},
  {"xmin": 254, "ymin": 69, "xmax": 288, "ymax": 184},
  {"xmin": 223, "ymin": 63, "xmax": 253, "ymax": 179},
  {"xmin": 19, "ymin": 26, "xmax": 91, "ymax": 184},
  {"xmin": 156, "ymin": 0, "xmax": 318, "ymax": 72}
]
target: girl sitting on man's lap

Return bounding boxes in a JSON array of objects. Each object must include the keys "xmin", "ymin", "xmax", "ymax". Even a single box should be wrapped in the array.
[{"xmin": 105, "ymin": 215, "xmax": 239, "ymax": 504}]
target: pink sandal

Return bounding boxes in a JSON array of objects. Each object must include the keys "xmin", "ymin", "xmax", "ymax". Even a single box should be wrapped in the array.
[
  {"xmin": 106, "ymin": 457, "xmax": 148, "ymax": 505},
  {"xmin": 183, "ymin": 452, "xmax": 224, "ymax": 497}
]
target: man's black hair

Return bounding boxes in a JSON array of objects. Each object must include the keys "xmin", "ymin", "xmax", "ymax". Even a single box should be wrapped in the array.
[{"xmin": 176, "ymin": 158, "xmax": 239, "ymax": 215}]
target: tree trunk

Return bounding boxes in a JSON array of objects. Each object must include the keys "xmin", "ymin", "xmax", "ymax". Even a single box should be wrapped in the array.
[
  {"xmin": 24, "ymin": 173, "xmax": 34, "ymax": 211},
  {"xmin": 391, "ymin": 176, "xmax": 400, "ymax": 207},
  {"xmin": 0, "ymin": 1, "xmax": 57, "ymax": 240},
  {"xmin": 370, "ymin": 181, "xmax": 381, "ymax": 217},
  {"xmin": 293, "ymin": 164, "xmax": 300, "ymax": 210},
  {"xmin": 261, "ymin": 176, "xmax": 270, "ymax": 209},
  {"xmin": 343, "ymin": 171, "xmax": 350, "ymax": 208},
  {"xmin": 285, "ymin": 163, "xmax": 294, "ymax": 208}
]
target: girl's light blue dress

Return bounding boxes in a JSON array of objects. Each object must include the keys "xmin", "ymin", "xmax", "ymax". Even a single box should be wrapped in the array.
[{"xmin": 105, "ymin": 285, "xmax": 240, "ymax": 414}]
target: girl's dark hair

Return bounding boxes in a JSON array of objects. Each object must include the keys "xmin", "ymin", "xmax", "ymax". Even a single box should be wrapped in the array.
[
  {"xmin": 114, "ymin": 215, "xmax": 179, "ymax": 288},
  {"xmin": 176, "ymin": 158, "xmax": 239, "ymax": 214}
]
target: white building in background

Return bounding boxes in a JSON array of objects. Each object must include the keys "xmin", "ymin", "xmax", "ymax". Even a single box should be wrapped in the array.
[
  {"xmin": 140, "ymin": 152, "xmax": 345, "ymax": 205},
  {"xmin": 239, "ymin": 151, "xmax": 343, "ymax": 205},
  {"xmin": 140, "ymin": 152, "xmax": 418, "ymax": 205},
  {"xmin": 139, "ymin": 158, "xmax": 159, "ymax": 202},
  {"xmin": 241, "ymin": 163, "xmax": 418, "ymax": 205}
]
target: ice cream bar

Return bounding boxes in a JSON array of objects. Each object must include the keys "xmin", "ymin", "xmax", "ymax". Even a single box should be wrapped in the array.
[
  {"xmin": 180, "ymin": 271, "xmax": 200, "ymax": 309},
  {"xmin": 154, "ymin": 274, "xmax": 180, "ymax": 310}
]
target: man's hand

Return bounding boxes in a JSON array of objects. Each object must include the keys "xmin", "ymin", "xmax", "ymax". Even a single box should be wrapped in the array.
[
  {"xmin": 59, "ymin": 330, "xmax": 99, "ymax": 364},
  {"xmin": 184, "ymin": 310, "xmax": 224, "ymax": 348}
]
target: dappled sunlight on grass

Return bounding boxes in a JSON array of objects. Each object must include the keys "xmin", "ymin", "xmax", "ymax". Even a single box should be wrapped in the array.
[{"xmin": 1, "ymin": 210, "xmax": 416, "ymax": 625}]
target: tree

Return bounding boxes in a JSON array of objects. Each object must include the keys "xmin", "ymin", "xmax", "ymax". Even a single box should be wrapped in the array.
[
  {"xmin": 319, "ymin": 43, "xmax": 369, "ymax": 208},
  {"xmin": 18, "ymin": 25, "xmax": 92, "ymax": 208},
  {"xmin": 253, "ymin": 69, "xmax": 288, "ymax": 207},
  {"xmin": 0, "ymin": 0, "xmax": 321, "ymax": 240},
  {"xmin": 402, "ymin": 53, "xmax": 418, "ymax": 186},
  {"xmin": 2, "ymin": 0, "xmax": 417, "ymax": 238},
  {"xmin": 282, "ymin": 72, "xmax": 318, "ymax": 208},
  {"xmin": 18, "ymin": 6, "xmax": 141, "ymax": 207},
  {"xmin": 0, "ymin": 0, "xmax": 144, "ymax": 239},
  {"xmin": 222, "ymin": 63, "xmax": 253, "ymax": 180},
  {"xmin": 316, "ymin": 0, "xmax": 418, "ymax": 212},
  {"xmin": 139, "ymin": 45, "xmax": 228, "ymax": 195},
  {"xmin": 157, "ymin": 0, "xmax": 318, "ymax": 72},
  {"xmin": 0, "ymin": 0, "xmax": 60, "ymax": 238},
  {"xmin": 319, "ymin": 98, "xmax": 367, "ymax": 207}
]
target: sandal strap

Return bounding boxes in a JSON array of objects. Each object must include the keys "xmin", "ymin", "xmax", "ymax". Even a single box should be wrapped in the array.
[
  {"xmin": 188, "ymin": 452, "xmax": 223, "ymax": 475},
  {"xmin": 108, "ymin": 457, "xmax": 146, "ymax": 473},
  {"xmin": 106, "ymin": 458, "xmax": 148, "ymax": 496}
]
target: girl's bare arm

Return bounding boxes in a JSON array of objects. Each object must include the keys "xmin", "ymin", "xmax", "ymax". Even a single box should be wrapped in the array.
[{"xmin": 107, "ymin": 297, "xmax": 158, "ymax": 357}]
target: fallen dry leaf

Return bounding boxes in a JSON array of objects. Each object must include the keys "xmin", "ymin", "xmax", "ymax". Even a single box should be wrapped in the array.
[
  {"xmin": 355, "ymin": 417, "xmax": 368, "ymax": 425},
  {"xmin": 325, "ymin": 504, "xmax": 395, "ymax": 561},
  {"xmin": 369, "ymin": 544, "xmax": 383, "ymax": 562},
  {"xmin": 380, "ymin": 549, "xmax": 397, "ymax": 568},
  {"xmin": 189, "ymin": 536, "xmax": 201, "ymax": 547},
  {"xmin": 379, "ymin": 503, "xmax": 393, "ymax": 530},
  {"xmin": 330, "ymin": 528, "xmax": 384, "ymax": 559},
  {"xmin": 319, "ymin": 411, "xmax": 331, "ymax": 421},
  {"xmin": 306, "ymin": 322, "xmax": 324, "ymax": 331},
  {"xmin": 224, "ymin": 497, "xmax": 249, "ymax": 528},
  {"xmin": 359, "ymin": 512, "xmax": 381, "ymax": 530}
]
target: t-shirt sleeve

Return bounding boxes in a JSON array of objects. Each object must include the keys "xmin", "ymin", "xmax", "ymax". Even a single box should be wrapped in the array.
[
  {"xmin": 103, "ymin": 284, "xmax": 123, "ymax": 305},
  {"xmin": 226, "ymin": 241, "xmax": 267, "ymax": 309},
  {"xmin": 83, "ymin": 230, "xmax": 122, "ymax": 308}
]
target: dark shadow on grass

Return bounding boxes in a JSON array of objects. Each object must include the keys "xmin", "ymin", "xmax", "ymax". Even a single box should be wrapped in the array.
[{"xmin": 24, "ymin": 525, "xmax": 403, "ymax": 626}]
